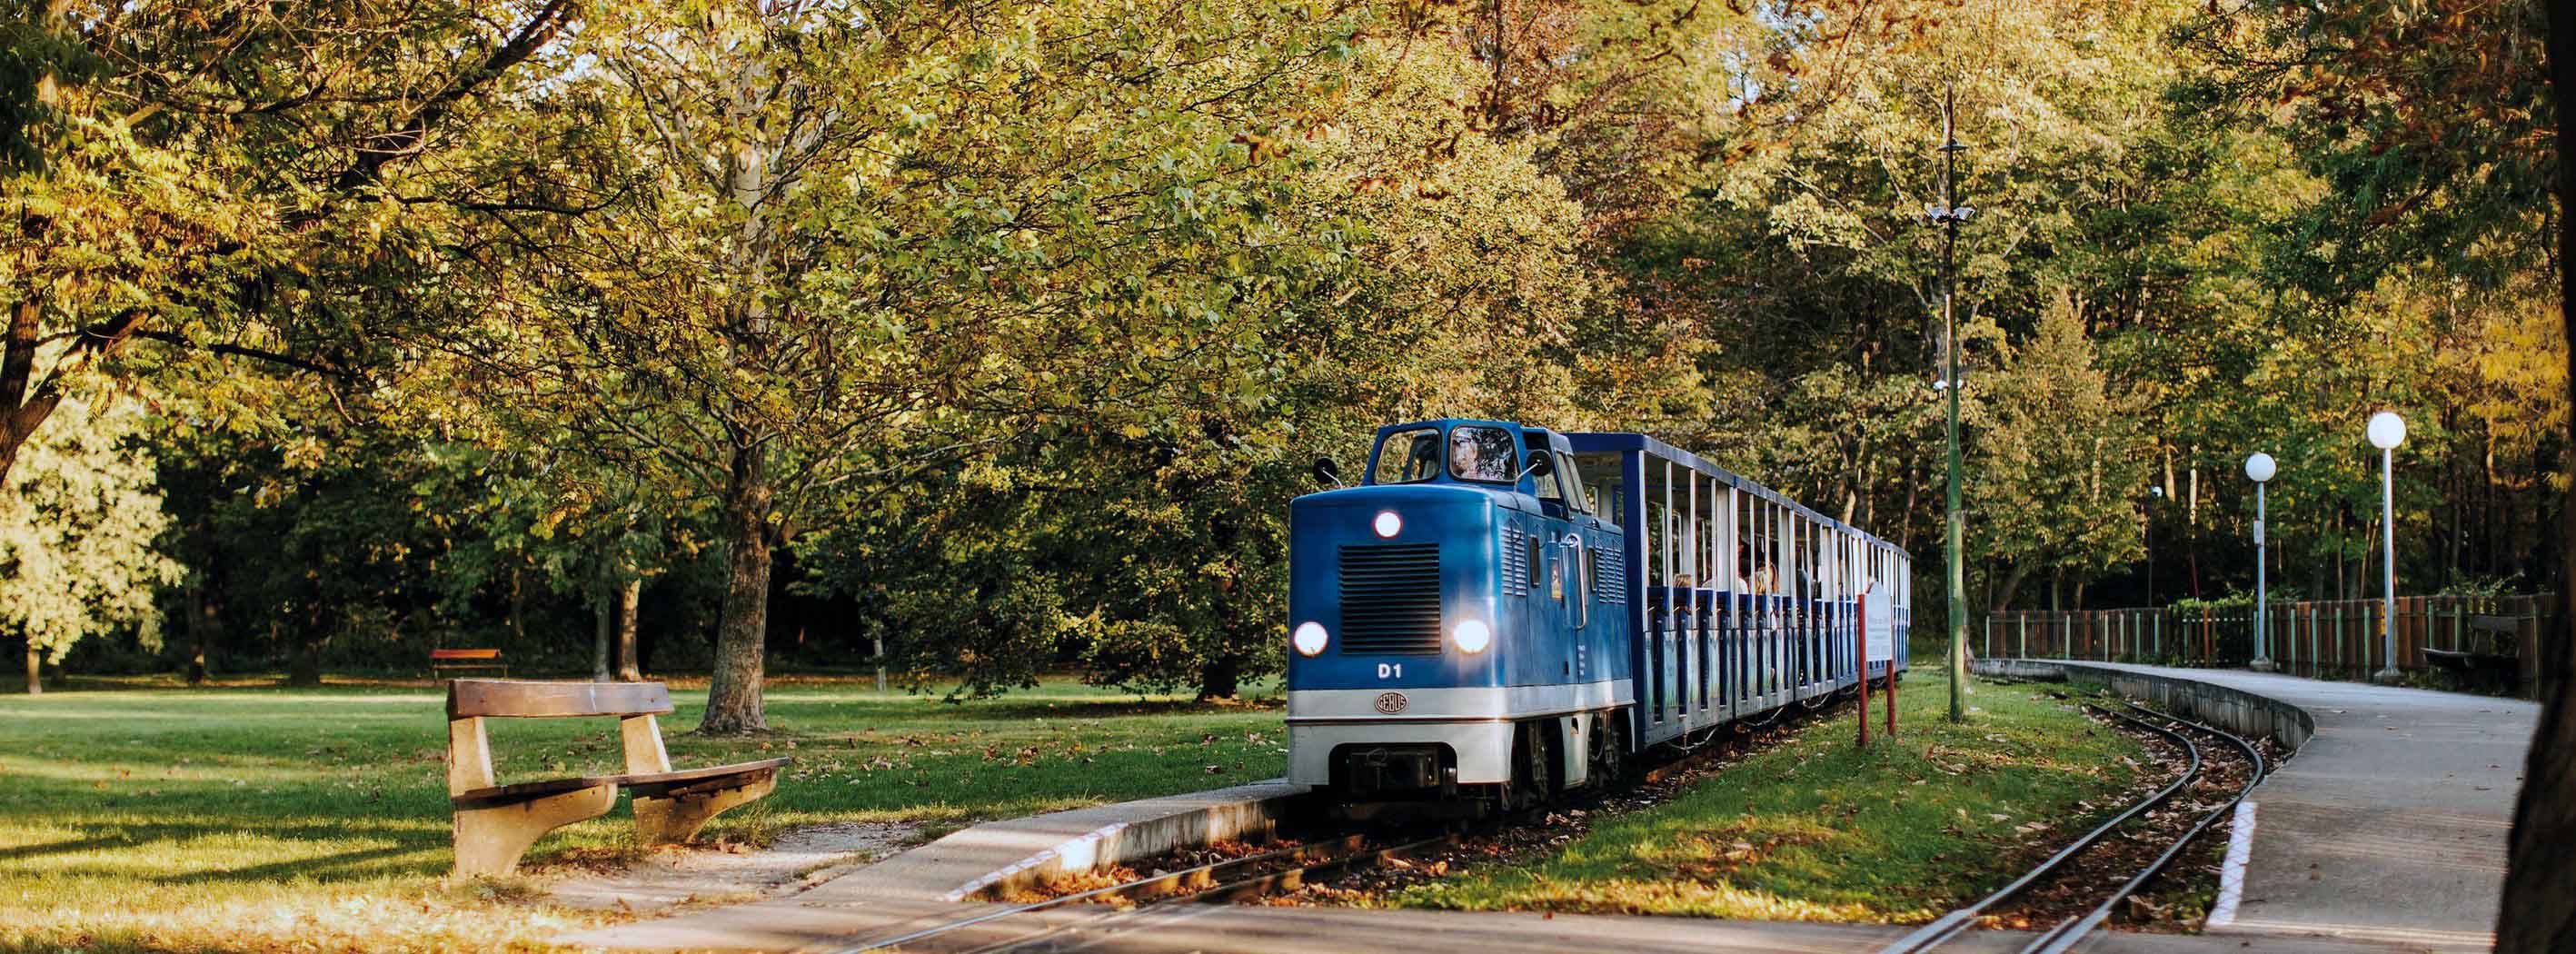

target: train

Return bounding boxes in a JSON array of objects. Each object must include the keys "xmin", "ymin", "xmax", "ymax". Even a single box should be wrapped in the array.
[{"xmin": 1285, "ymin": 418, "xmax": 1910, "ymax": 814}]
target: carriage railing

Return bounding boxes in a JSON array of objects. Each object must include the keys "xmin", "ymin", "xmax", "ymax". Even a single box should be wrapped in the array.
[{"xmin": 1981, "ymin": 593, "xmax": 2557, "ymax": 698}]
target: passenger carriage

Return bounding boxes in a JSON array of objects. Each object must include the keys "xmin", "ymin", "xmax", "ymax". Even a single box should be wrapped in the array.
[{"xmin": 1285, "ymin": 418, "xmax": 1910, "ymax": 814}]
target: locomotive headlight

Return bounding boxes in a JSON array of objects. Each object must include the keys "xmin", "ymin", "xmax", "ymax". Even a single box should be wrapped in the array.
[
  {"xmin": 1293, "ymin": 621, "xmax": 1329, "ymax": 657},
  {"xmin": 1371, "ymin": 511, "xmax": 1402, "ymax": 538},
  {"xmin": 1451, "ymin": 618, "xmax": 1492, "ymax": 654}
]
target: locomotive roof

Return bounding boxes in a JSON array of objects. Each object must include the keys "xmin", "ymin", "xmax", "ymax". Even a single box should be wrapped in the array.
[
  {"xmin": 1565, "ymin": 431, "xmax": 1908, "ymax": 560},
  {"xmin": 1356, "ymin": 420, "xmax": 1905, "ymax": 561}
]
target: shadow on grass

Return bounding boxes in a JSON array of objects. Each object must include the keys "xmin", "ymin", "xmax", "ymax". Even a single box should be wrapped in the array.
[{"xmin": 0, "ymin": 817, "xmax": 450, "ymax": 884}]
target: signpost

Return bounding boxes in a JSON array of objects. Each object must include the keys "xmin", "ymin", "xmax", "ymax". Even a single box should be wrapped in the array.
[{"xmin": 1861, "ymin": 582, "xmax": 1898, "ymax": 745}]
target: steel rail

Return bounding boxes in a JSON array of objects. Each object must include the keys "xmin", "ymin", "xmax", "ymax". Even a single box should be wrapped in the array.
[
  {"xmin": 820, "ymin": 830, "xmax": 1451, "ymax": 954},
  {"xmin": 1876, "ymin": 704, "xmax": 2203, "ymax": 954},
  {"xmin": 954, "ymin": 831, "xmax": 1461, "ymax": 954},
  {"xmin": 2014, "ymin": 705, "xmax": 2268, "ymax": 954}
]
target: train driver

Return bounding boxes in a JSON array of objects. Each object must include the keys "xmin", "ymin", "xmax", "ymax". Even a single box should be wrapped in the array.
[{"xmin": 1447, "ymin": 428, "xmax": 1514, "ymax": 482}]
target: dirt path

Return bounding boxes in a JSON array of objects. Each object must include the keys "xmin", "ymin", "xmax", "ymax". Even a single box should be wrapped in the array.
[{"xmin": 547, "ymin": 822, "xmax": 922, "ymax": 913}]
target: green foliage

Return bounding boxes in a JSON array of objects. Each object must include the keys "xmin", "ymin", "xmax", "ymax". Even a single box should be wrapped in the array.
[
  {"xmin": 0, "ymin": 396, "xmax": 179, "ymax": 663},
  {"xmin": 1973, "ymin": 294, "xmax": 2150, "ymax": 605},
  {"xmin": 4, "ymin": 0, "xmax": 2561, "ymax": 705}
]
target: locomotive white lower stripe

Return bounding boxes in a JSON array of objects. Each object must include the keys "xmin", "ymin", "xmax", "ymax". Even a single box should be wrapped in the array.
[
  {"xmin": 1285, "ymin": 680, "xmax": 1631, "ymax": 724},
  {"xmin": 1287, "ymin": 680, "xmax": 1633, "ymax": 786}
]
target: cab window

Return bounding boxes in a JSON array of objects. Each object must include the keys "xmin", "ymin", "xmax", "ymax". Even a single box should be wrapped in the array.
[
  {"xmin": 1448, "ymin": 425, "xmax": 1518, "ymax": 483},
  {"xmin": 1554, "ymin": 452, "xmax": 1590, "ymax": 513},
  {"xmin": 1527, "ymin": 436, "xmax": 1566, "ymax": 515},
  {"xmin": 1370, "ymin": 427, "xmax": 1443, "ymax": 484}
]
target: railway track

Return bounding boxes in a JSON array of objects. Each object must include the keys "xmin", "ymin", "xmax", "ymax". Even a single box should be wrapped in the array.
[
  {"xmin": 814, "ymin": 828, "xmax": 1464, "ymax": 953},
  {"xmin": 820, "ymin": 686, "xmax": 1865, "ymax": 954},
  {"xmin": 1879, "ymin": 699, "xmax": 2267, "ymax": 954}
]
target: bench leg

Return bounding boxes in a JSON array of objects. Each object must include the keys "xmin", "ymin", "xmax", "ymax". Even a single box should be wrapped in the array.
[
  {"xmin": 452, "ymin": 783, "xmax": 617, "ymax": 878},
  {"xmin": 632, "ymin": 774, "xmax": 778, "ymax": 845}
]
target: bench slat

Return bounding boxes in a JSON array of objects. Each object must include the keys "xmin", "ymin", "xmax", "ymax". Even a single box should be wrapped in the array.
[
  {"xmin": 448, "ymin": 680, "xmax": 673, "ymax": 719},
  {"xmin": 431, "ymin": 649, "xmax": 502, "ymax": 661},
  {"xmin": 622, "ymin": 758, "xmax": 791, "ymax": 788},
  {"xmin": 453, "ymin": 775, "xmax": 623, "ymax": 804},
  {"xmin": 449, "ymin": 759, "xmax": 791, "ymax": 804}
]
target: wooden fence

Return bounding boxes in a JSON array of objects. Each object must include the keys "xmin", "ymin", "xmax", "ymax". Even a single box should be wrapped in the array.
[{"xmin": 1983, "ymin": 593, "xmax": 2558, "ymax": 698}]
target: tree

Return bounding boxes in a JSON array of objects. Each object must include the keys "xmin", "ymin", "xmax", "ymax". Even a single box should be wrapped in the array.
[
  {"xmin": 2, "ymin": 0, "xmax": 579, "ymax": 489},
  {"xmin": 2503, "ymin": 4, "xmax": 2574, "ymax": 949},
  {"xmin": 1974, "ymin": 293, "xmax": 2149, "ymax": 611},
  {"xmin": 447, "ymin": 0, "xmax": 1372, "ymax": 730},
  {"xmin": 3, "ymin": 393, "xmax": 180, "ymax": 692}
]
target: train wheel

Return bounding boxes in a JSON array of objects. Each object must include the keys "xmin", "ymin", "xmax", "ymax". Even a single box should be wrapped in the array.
[
  {"xmin": 1592, "ymin": 712, "xmax": 1629, "ymax": 787},
  {"xmin": 1503, "ymin": 721, "xmax": 1552, "ymax": 812}
]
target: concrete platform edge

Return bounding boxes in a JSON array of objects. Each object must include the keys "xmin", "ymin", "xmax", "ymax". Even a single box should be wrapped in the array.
[
  {"xmin": 1971, "ymin": 659, "xmax": 2317, "ymax": 750},
  {"xmin": 934, "ymin": 779, "xmax": 1313, "ymax": 901}
]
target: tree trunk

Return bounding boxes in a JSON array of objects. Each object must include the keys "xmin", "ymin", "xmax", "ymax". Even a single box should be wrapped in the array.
[
  {"xmin": 184, "ymin": 582, "xmax": 216, "ymax": 685},
  {"xmin": 1989, "ymin": 560, "xmax": 2033, "ymax": 616},
  {"xmin": 592, "ymin": 580, "xmax": 614, "ymax": 681},
  {"xmin": 289, "ymin": 563, "xmax": 327, "ymax": 687},
  {"xmin": 2497, "ymin": 5, "xmax": 2576, "ymax": 949},
  {"xmin": 289, "ymin": 633, "xmax": 323, "ymax": 687},
  {"xmin": 508, "ymin": 566, "xmax": 528, "ymax": 645},
  {"xmin": 700, "ymin": 442, "xmax": 773, "ymax": 733},
  {"xmin": 615, "ymin": 576, "xmax": 642, "ymax": 681},
  {"xmin": 1, "ymin": 293, "xmax": 65, "ymax": 490},
  {"xmin": 23, "ymin": 639, "xmax": 38, "ymax": 695},
  {"xmin": 1197, "ymin": 654, "xmax": 1242, "ymax": 701}
]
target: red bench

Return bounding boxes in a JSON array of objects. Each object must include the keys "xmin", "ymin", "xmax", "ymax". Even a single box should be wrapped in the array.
[
  {"xmin": 444, "ymin": 679, "xmax": 790, "ymax": 877},
  {"xmin": 430, "ymin": 648, "xmax": 506, "ymax": 679}
]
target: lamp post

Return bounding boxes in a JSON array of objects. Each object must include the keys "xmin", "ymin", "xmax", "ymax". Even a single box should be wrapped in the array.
[
  {"xmin": 2368, "ymin": 412, "xmax": 2405, "ymax": 684},
  {"xmin": 2245, "ymin": 452, "xmax": 2276, "ymax": 672},
  {"xmin": 1923, "ymin": 85, "xmax": 1976, "ymax": 723},
  {"xmin": 2145, "ymin": 485, "xmax": 2163, "ymax": 607}
]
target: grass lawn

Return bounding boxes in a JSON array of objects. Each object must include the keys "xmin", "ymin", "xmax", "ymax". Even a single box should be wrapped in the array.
[
  {"xmin": 1395, "ymin": 671, "xmax": 2149, "ymax": 923},
  {"xmin": 0, "ymin": 674, "xmax": 1284, "ymax": 953}
]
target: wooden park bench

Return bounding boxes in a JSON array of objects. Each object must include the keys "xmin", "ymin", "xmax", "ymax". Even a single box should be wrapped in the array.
[
  {"xmin": 430, "ymin": 648, "xmax": 506, "ymax": 679},
  {"xmin": 2422, "ymin": 615, "xmax": 2521, "ymax": 693},
  {"xmin": 445, "ymin": 679, "xmax": 791, "ymax": 877}
]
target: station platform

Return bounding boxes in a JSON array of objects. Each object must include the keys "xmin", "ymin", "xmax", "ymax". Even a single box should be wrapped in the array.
[{"xmin": 1977, "ymin": 660, "xmax": 2536, "ymax": 952}]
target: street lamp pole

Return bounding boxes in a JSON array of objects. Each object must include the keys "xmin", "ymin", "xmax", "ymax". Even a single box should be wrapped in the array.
[
  {"xmin": 1936, "ymin": 86, "xmax": 1971, "ymax": 723},
  {"xmin": 2369, "ymin": 412, "xmax": 2405, "ymax": 683},
  {"xmin": 2246, "ymin": 452, "xmax": 2275, "ymax": 671},
  {"xmin": 2145, "ymin": 486, "xmax": 2163, "ymax": 607}
]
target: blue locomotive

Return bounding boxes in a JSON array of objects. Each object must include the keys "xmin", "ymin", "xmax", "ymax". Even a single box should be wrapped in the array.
[{"xmin": 1287, "ymin": 418, "xmax": 1910, "ymax": 813}]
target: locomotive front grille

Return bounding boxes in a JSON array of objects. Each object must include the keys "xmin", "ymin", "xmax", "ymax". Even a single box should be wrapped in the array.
[{"xmin": 1338, "ymin": 542, "xmax": 1443, "ymax": 655}]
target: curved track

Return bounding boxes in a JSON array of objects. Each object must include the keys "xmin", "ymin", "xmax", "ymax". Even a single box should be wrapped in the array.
[
  {"xmin": 2011, "ymin": 702, "xmax": 2267, "ymax": 954},
  {"xmin": 1877, "ymin": 700, "xmax": 2266, "ymax": 954}
]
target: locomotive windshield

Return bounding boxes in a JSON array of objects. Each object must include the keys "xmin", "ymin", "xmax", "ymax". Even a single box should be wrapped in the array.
[
  {"xmin": 1447, "ymin": 425, "xmax": 1517, "ymax": 482},
  {"xmin": 1373, "ymin": 427, "xmax": 1443, "ymax": 483}
]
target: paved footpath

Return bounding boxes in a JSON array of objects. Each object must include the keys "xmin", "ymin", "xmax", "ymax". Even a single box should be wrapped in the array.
[{"xmin": 2019, "ymin": 663, "xmax": 2535, "ymax": 953}]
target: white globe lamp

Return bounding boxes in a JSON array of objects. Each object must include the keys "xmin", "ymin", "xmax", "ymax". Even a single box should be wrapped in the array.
[
  {"xmin": 2246, "ymin": 452, "xmax": 2276, "ymax": 671},
  {"xmin": 2368, "ymin": 411, "xmax": 2406, "ymax": 451},
  {"xmin": 2367, "ymin": 412, "xmax": 2403, "ymax": 683}
]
